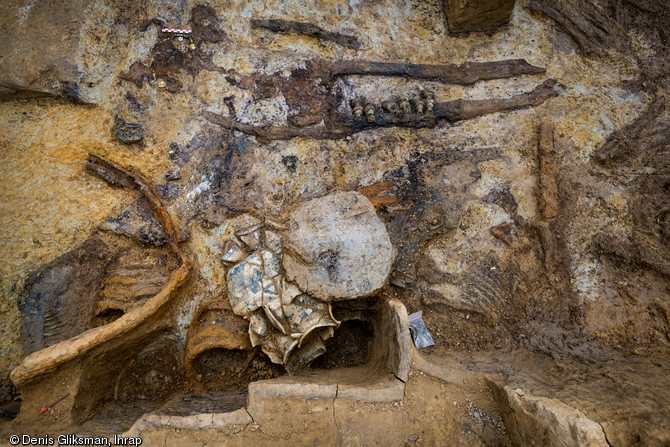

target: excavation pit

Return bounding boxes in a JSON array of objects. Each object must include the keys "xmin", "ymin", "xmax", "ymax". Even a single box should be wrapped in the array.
[{"xmin": 121, "ymin": 299, "xmax": 411, "ymax": 437}]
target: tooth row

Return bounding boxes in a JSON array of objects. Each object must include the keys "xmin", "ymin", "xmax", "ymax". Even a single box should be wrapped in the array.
[
  {"xmin": 350, "ymin": 98, "xmax": 377, "ymax": 123},
  {"xmin": 352, "ymin": 90, "xmax": 435, "ymax": 120}
]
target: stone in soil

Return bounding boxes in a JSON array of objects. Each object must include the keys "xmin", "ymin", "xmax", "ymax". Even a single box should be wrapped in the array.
[
  {"xmin": 113, "ymin": 116, "xmax": 144, "ymax": 144},
  {"xmin": 283, "ymin": 191, "xmax": 395, "ymax": 301}
]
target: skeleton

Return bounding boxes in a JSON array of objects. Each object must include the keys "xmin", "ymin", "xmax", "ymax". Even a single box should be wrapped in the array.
[{"xmin": 205, "ymin": 58, "xmax": 559, "ymax": 141}]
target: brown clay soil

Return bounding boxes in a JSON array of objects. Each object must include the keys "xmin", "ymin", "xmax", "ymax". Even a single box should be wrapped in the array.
[{"xmin": 1, "ymin": 0, "xmax": 670, "ymax": 445}]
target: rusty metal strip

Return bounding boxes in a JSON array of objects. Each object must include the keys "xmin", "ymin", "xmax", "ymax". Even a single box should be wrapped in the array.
[
  {"xmin": 331, "ymin": 59, "xmax": 545, "ymax": 84},
  {"xmin": 252, "ymin": 18, "xmax": 361, "ymax": 49}
]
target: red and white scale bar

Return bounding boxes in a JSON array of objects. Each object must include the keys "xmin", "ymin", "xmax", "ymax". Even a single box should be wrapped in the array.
[{"xmin": 162, "ymin": 28, "xmax": 192, "ymax": 34}]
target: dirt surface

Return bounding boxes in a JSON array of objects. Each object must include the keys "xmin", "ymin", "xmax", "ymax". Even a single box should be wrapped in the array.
[
  {"xmin": 1, "ymin": 0, "xmax": 670, "ymax": 444},
  {"xmin": 312, "ymin": 319, "xmax": 373, "ymax": 370},
  {"xmin": 136, "ymin": 369, "xmax": 512, "ymax": 447},
  {"xmin": 190, "ymin": 349, "xmax": 284, "ymax": 394}
]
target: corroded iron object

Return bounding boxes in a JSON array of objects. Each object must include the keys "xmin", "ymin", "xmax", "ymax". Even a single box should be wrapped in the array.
[{"xmin": 251, "ymin": 18, "xmax": 361, "ymax": 49}]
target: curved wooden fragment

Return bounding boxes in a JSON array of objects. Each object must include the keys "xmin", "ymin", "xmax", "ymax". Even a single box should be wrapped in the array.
[{"xmin": 10, "ymin": 154, "xmax": 192, "ymax": 386}]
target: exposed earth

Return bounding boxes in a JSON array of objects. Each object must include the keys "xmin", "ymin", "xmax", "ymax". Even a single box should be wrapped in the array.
[{"xmin": 1, "ymin": 0, "xmax": 669, "ymax": 445}]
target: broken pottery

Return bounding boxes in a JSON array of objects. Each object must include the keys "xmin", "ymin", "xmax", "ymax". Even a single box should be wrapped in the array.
[
  {"xmin": 224, "ymin": 222, "xmax": 339, "ymax": 366},
  {"xmin": 227, "ymin": 260, "xmax": 264, "ymax": 317},
  {"xmin": 223, "ymin": 192, "xmax": 394, "ymax": 366}
]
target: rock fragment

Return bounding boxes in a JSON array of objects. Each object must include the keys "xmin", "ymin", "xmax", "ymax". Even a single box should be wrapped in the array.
[
  {"xmin": 487, "ymin": 379, "xmax": 609, "ymax": 447},
  {"xmin": 166, "ymin": 170, "xmax": 181, "ymax": 181},
  {"xmin": 100, "ymin": 198, "xmax": 169, "ymax": 247},
  {"xmin": 283, "ymin": 191, "xmax": 395, "ymax": 300},
  {"xmin": 114, "ymin": 116, "xmax": 144, "ymax": 144},
  {"xmin": 251, "ymin": 18, "xmax": 361, "ymax": 49}
]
